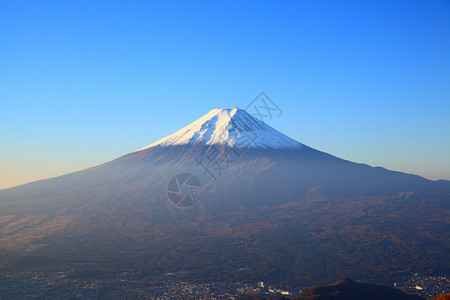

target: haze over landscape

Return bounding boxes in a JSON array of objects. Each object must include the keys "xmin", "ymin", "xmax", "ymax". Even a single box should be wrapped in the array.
[{"xmin": 0, "ymin": 0, "xmax": 449, "ymax": 299}]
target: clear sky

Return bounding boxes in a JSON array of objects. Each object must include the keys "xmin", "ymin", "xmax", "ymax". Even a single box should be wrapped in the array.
[{"xmin": 1, "ymin": 0, "xmax": 449, "ymax": 189}]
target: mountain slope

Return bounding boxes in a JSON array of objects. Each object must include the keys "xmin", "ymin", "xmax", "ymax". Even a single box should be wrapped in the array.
[{"xmin": 0, "ymin": 108, "xmax": 449, "ymax": 285}]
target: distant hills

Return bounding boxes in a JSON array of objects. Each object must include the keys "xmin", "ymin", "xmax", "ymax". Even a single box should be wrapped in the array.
[
  {"xmin": 0, "ymin": 108, "xmax": 449, "ymax": 285},
  {"xmin": 290, "ymin": 278, "xmax": 425, "ymax": 300}
]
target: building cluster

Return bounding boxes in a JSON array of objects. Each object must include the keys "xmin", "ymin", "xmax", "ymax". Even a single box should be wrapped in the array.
[
  {"xmin": 2, "ymin": 270, "xmax": 447, "ymax": 299},
  {"xmin": 0, "ymin": 271, "xmax": 301, "ymax": 299},
  {"xmin": 393, "ymin": 274, "xmax": 450, "ymax": 299}
]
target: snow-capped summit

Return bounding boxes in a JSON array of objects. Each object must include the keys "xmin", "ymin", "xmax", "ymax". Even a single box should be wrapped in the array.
[{"xmin": 136, "ymin": 108, "xmax": 303, "ymax": 151}]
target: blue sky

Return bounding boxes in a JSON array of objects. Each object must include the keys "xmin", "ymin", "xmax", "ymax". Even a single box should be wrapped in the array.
[{"xmin": 1, "ymin": 0, "xmax": 449, "ymax": 189}]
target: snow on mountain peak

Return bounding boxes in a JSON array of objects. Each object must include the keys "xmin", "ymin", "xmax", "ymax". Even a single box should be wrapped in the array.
[{"xmin": 136, "ymin": 107, "xmax": 303, "ymax": 151}]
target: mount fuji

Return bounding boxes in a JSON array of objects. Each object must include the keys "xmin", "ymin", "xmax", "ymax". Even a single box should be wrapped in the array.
[{"xmin": 0, "ymin": 107, "xmax": 448, "ymax": 285}]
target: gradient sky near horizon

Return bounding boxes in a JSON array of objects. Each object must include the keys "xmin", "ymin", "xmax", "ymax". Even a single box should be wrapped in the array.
[{"xmin": 1, "ymin": 0, "xmax": 450, "ymax": 189}]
